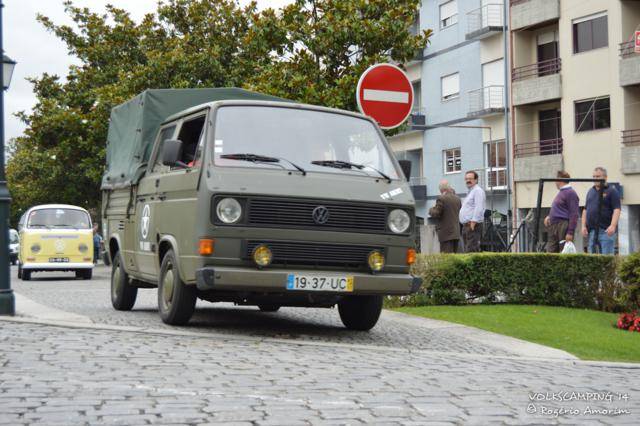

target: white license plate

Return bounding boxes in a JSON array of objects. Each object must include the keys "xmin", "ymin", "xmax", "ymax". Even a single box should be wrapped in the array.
[
  {"xmin": 286, "ymin": 274, "xmax": 354, "ymax": 292},
  {"xmin": 49, "ymin": 257, "xmax": 69, "ymax": 263}
]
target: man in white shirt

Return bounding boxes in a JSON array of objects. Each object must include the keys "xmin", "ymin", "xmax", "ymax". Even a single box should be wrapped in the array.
[{"xmin": 459, "ymin": 171, "xmax": 486, "ymax": 252}]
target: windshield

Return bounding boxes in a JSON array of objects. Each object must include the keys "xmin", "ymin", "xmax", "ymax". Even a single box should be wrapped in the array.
[
  {"xmin": 213, "ymin": 106, "xmax": 400, "ymax": 179},
  {"xmin": 9, "ymin": 230, "xmax": 18, "ymax": 244},
  {"xmin": 27, "ymin": 208, "xmax": 91, "ymax": 229}
]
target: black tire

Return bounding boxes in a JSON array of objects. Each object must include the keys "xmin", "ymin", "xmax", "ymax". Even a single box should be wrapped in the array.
[
  {"xmin": 338, "ymin": 295, "xmax": 383, "ymax": 331},
  {"xmin": 22, "ymin": 269, "xmax": 31, "ymax": 281},
  {"xmin": 111, "ymin": 251, "xmax": 137, "ymax": 311},
  {"xmin": 102, "ymin": 251, "xmax": 111, "ymax": 266},
  {"xmin": 17, "ymin": 264, "xmax": 22, "ymax": 279},
  {"xmin": 76, "ymin": 269, "xmax": 92, "ymax": 280},
  {"xmin": 258, "ymin": 304, "xmax": 280, "ymax": 312},
  {"xmin": 158, "ymin": 249, "xmax": 196, "ymax": 325}
]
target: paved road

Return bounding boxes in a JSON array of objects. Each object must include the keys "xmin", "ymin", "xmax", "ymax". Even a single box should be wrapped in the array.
[{"xmin": 2, "ymin": 265, "xmax": 639, "ymax": 425}]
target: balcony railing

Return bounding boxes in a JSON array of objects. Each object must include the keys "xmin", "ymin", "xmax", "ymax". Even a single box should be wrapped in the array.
[
  {"xmin": 468, "ymin": 86, "xmax": 504, "ymax": 116},
  {"xmin": 512, "ymin": 58, "xmax": 561, "ymax": 81},
  {"xmin": 622, "ymin": 129, "xmax": 640, "ymax": 146},
  {"xmin": 467, "ymin": 4, "xmax": 504, "ymax": 37},
  {"xmin": 409, "ymin": 176, "xmax": 427, "ymax": 201},
  {"xmin": 620, "ymin": 40, "xmax": 636, "ymax": 59},
  {"xmin": 514, "ymin": 138, "xmax": 563, "ymax": 158}
]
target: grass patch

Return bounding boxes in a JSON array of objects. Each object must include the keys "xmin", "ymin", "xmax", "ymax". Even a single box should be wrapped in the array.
[{"xmin": 394, "ymin": 305, "xmax": 640, "ymax": 363}]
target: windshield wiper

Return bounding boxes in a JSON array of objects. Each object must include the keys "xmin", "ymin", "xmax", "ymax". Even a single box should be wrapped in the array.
[
  {"xmin": 28, "ymin": 224, "xmax": 50, "ymax": 229},
  {"xmin": 311, "ymin": 160, "xmax": 392, "ymax": 183},
  {"xmin": 221, "ymin": 153, "xmax": 306, "ymax": 176}
]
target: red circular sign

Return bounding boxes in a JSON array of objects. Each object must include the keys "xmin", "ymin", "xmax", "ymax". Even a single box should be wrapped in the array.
[{"xmin": 356, "ymin": 63, "xmax": 414, "ymax": 129}]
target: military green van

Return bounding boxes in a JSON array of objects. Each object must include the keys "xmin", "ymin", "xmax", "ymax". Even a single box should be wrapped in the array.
[{"xmin": 102, "ymin": 88, "xmax": 421, "ymax": 330}]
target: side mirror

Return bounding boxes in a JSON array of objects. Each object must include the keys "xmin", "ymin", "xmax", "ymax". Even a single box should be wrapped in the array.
[
  {"xmin": 162, "ymin": 139, "xmax": 184, "ymax": 167},
  {"xmin": 398, "ymin": 160, "xmax": 412, "ymax": 182}
]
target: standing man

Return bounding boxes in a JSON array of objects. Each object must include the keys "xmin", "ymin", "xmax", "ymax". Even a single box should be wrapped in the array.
[
  {"xmin": 429, "ymin": 180, "xmax": 462, "ymax": 253},
  {"xmin": 544, "ymin": 171, "xmax": 580, "ymax": 253},
  {"xmin": 92, "ymin": 223, "xmax": 103, "ymax": 264},
  {"xmin": 581, "ymin": 167, "xmax": 621, "ymax": 254},
  {"xmin": 459, "ymin": 171, "xmax": 486, "ymax": 252}
]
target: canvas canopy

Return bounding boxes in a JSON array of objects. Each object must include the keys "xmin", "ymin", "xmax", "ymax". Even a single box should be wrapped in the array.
[{"xmin": 101, "ymin": 88, "xmax": 287, "ymax": 189}]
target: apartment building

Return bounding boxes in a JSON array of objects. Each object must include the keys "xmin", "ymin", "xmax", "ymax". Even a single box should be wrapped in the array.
[
  {"xmin": 391, "ymin": 0, "xmax": 510, "ymax": 250},
  {"xmin": 510, "ymin": 0, "xmax": 640, "ymax": 253}
]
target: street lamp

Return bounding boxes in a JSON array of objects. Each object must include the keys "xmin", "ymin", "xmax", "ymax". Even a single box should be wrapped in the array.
[
  {"xmin": 0, "ymin": 0, "xmax": 16, "ymax": 316},
  {"xmin": 3, "ymin": 54, "xmax": 15, "ymax": 89}
]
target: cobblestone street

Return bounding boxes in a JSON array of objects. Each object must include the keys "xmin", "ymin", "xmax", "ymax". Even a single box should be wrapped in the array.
[{"xmin": 1, "ymin": 266, "xmax": 639, "ymax": 425}]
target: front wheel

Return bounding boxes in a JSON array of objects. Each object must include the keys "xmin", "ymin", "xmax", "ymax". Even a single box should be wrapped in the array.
[
  {"xmin": 158, "ymin": 249, "xmax": 196, "ymax": 325},
  {"xmin": 338, "ymin": 295, "xmax": 383, "ymax": 331},
  {"xmin": 76, "ymin": 269, "xmax": 93, "ymax": 280},
  {"xmin": 17, "ymin": 264, "xmax": 22, "ymax": 279},
  {"xmin": 258, "ymin": 304, "xmax": 280, "ymax": 312},
  {"xmin": 111, "ymin": 251, "xmax": 137, "ymax": 310},
  {"xmin": 22, "ymin": 269, "xmax": 31, "ymax": 281}
]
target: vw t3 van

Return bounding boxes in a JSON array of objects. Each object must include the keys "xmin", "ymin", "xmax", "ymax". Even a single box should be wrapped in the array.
[
  {"xmin": 18, "ymin": 204, "xmax": 94, "ymax": 280},
  {"xmin": 102, "ymin": 88, "xmax": 421, "ymax": 330}
]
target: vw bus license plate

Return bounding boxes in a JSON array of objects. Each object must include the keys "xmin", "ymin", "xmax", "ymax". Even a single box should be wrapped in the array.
[
  {"xmin": 49, "ymin": 257, "xmax": 69, "ymax": 263},
  {"xmin": 286, "ymin": 274, "xmax": 353, "ymax": 292}
]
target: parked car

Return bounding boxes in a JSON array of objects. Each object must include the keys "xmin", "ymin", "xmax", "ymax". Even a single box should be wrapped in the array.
[
  {"xmin": 9, "ymin": 228, "xmax": 19, "ymax": 265},
  {"xmin": 17, "ymin": 204, "xmax": 94, "ymax": 280}
]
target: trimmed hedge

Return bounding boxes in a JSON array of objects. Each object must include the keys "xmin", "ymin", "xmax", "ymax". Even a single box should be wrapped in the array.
[
  {"xmin": 618, "ymin": 252, "xmax": 640, "ymax": 310},
  {"xmin": 387, "ymin": 253, "xmax": 633, "ymax": 312}
]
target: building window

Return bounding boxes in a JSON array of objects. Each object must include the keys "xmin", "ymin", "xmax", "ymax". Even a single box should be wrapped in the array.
[
  {"xmin": 484, "ymin": 140, "xmax": 507, "ymax": 189},
  {"xmin": 573, "ymin": 12, "xmax": 608, "ymax": 54},
  {"xmin": 441, "ymin": 73, "xmax": 460, "ymax": 101},
  {"xmin": 412, "ymin": 80, "xmax": 421, "ymax": 111},
  {"xmin": 575, "ymin": 97, "xmax": 610, "ymax": 132},
  {"xmin": 444, "ymin": 148, "xmax": 462, "ymax": 174},
  {"xmin": 440, "ymin": 0, "xmax": 458, "ymax": 29}
]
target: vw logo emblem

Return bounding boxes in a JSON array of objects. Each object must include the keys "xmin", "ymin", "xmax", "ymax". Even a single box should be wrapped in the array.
[{"xmin": 312, "ymin": 206, "xmax": 330, "ymax": 225}]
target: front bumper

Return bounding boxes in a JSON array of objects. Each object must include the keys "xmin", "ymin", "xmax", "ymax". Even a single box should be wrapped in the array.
[
  {"xmin": 22, "ymin": 262, "xmax": 94, "ymax": 271},
  {"xmin": 196, "ymin": 266, "xmax": 422, "ymax": 295}
]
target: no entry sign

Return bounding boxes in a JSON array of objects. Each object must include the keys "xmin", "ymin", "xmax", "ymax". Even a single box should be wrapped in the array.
[
  {"xmin": 636, "ymin": 31, "xmax": 640, "ymax": 54},
  {"xmin": 356, "ymin": 63, "xmax": 414, "ymax": 129}
]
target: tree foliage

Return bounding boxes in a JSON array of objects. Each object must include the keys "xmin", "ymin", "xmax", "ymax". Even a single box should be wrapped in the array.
[{"xmin": 7, "ymin": 0, "xmax": 429, "ymax": 225}]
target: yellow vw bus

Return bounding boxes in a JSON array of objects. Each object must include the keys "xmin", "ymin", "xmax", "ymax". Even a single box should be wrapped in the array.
[{"xmin": 17, "ymin": 204, "xmax": 94, "ymax": 280}]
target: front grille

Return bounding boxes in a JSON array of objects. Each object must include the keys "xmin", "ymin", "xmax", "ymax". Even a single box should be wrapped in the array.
[
  {"xmin": 245, "ymin": 240, "xmax": 383, "ymax": 268},
  {"xmin": 247, "ymin": 197, "xmax": 389, "ymax": 233}
]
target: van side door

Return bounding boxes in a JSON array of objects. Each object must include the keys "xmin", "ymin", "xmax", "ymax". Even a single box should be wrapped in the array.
[
  {"xmin": 132, "ymin": 123, "xmax": 177, "ymax": 281},
  {"xmin": 154, "ymin": 111, "xmax": 208, "ymax": 283}
]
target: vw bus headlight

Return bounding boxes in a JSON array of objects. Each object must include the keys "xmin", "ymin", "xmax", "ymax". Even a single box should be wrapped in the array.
[
  {"xmin": 79, "ymin": 243, "xmax": 89, "ymax": 253},
  {"xmin": 388, "ymin": 209, "xmax": 410, "ymax": 234},
  {"xmin": 31, "ymin": 243, "xmax": 41, "ymax": 253},
  {"xmin": 216, "ymin": 198, "xmax": 242, "ymax": 224}
]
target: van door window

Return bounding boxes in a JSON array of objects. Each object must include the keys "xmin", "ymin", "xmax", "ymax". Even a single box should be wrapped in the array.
[
  {"xmin": 153, "ymin": 125, "xmax": 177, "ymax": 173},
  {"xmin": 176, "ymin": 115, "xmax": 206, "ymax": 169}
]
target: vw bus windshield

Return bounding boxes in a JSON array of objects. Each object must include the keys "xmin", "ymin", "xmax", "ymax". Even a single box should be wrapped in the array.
[
  {"xmin": 213, "ymin": 106, "xmax": 400, "ymax": 180},
  {"xmin": 27, "ymin": 209, "xmax": 91, "ymax": 229}
]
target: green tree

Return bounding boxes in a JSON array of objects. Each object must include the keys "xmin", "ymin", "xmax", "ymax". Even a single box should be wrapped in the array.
[{"xmin": 7, "ymin": 0, "xmax": 429, "ymax": 226}]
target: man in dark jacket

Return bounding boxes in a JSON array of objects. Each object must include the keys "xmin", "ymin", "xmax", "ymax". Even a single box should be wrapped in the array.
[
  {"xmin": 544, "ymin": 170, "xmax": 580, "ymax": 253},
  {"xmin": 581, "ymin": 166, "xmax": 621, "ymax": 254},
  {"xmin": 429, "ymin": 180, "xmax": 462, "ymax": 253}
]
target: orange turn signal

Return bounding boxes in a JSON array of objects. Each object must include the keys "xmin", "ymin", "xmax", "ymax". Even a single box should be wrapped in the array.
[
  {"xmin": 199, "ymin": 239, "xmax": 215, "ymax": 256},
  {"xmin": 406, "ymin": 248, "xmax": 416, "ymax": 265}
]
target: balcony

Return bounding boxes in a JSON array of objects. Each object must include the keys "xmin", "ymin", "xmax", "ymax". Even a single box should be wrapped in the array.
[
  {"xmin": 619, "ymin": 41, "xmax": 640, "ymax": 87},
  {"xmin": 409, "ymin": 176, "xmax": 427, "ymax": 201},
  {"xmin": 513, "ymin": 138, "xmax": 563, "ymax": 182},
  {"xmin": 466, "ymin": 4, "xmax": 505, "ymax": 41},
  {"xmin": 510, "ymin": 0, "xmax": 560, "ymax": 31},
  {"xmin": 621, "ymin": 130, "xmax": 640, "ymax": 174},
  {"xmin": 468, "ymin": 86, "xmax": 505, "ymax": 118},
  {"xmin": 512, "ymin": 58, "xmax": 562, "ymax": 106}
]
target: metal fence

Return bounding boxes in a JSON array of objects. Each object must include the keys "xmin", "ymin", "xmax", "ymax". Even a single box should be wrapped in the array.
[
  {"xmin": 512, "ymin": 58, "xmax": 561, "ymax": 81},
  {"xmin": 514, "ymin": 138, "xmax": 563, "ymax": 158},
  {"xmin": 619, "ymin": 40, "xmax": 636, "ymax": 59},
  {"xmin": 467, "ymin": 3, "xmax": 504, "ymax": 35},
  {"xmin": 468, "ymin": 86, "xmax": 504, "ymax": 114}
]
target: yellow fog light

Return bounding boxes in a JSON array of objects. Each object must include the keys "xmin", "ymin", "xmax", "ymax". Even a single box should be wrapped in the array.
[
  {"xmin": 252, "ymin": 245, "xmax": 273, "ymax": 268},
  {"xmin": 368, "ymin": 251, "xmax": 385, "ymax": 272}
]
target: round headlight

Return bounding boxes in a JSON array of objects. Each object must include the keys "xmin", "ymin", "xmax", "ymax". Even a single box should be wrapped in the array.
[
  {"xmin": 368, "ymin": 251, "xmax": 385, "ymax": 272},
  {"xmin": 252, "ymin": 245, "xmax": 273, "ymax": 268},
  {"xmin": 216, "ymin": 198, "xmax": 242, "ymax": 224},
  {"xmin": 79, "ymin": 243, "xmax": 89, "ymax": 253},
  {"xmin": 388, "ymin": 209, "xmax": 411, "ymax": 234},
  {"xmin": 31, "ymin": 243, "xmax": 41, "ymax": 253}
]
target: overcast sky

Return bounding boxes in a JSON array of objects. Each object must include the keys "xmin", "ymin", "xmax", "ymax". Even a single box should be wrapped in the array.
[{"xmin": 3, "ymin": 0, "xmax": 292, "ymax": 145}]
